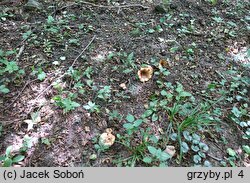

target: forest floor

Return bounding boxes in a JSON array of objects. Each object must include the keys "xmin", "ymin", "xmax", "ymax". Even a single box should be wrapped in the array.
[{"xmin": 0, "ymin": 0, "xmax": 249, "ymax": 167}]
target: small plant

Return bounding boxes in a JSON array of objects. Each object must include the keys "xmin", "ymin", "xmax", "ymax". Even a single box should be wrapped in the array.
[
  {"xmin": 143, "ymin": 146, "xmax": 171, "ymax": 167},
  {"xmin": 20, "ymin": 135, "xmax": 36, "ymax": 153},
  {"xmin": 0, "ymin": 146, "xmax": 25, "ymax": 167},
  {"xmin": 97, "ymin": 86, "xmax": 111, "ymax": 100},
  {"xmin": 108, "ymin": 110, "xmax": 122, "ymax": 121},
  {"xmin": 83, "ymin": 101, "xmax": 100, "ymax": 113},
  {"xmin": 53, "ymin": 93, "xmax": 80, "ymax": 113},
  {"xmin": 0, "ymin": 84, "xmax": 9, "ymax": 94},
  {"xmin": 123, "ymin": 114, "xmax": 144, "ymax": 135},
  {"xmin": 226, "ymin": 148, "xmax": 237, "ymax": 167}
]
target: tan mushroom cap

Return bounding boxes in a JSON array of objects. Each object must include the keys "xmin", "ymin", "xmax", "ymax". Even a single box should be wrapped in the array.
[
  {"xmin": 99, "ymin": 128, "xmax": 115, "ymax": 147},
  {"xmin": 137, "ymin": 66, "xmax": 153, "ymax": 82}
]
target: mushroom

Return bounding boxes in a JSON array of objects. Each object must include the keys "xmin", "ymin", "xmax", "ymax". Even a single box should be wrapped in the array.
[
  {"xmin": 158, "ymin": 59, "xmax": 169, "ymax": 69},
  {"xmin": 137, "ymin": 66, "xmax": 153, "ymax": 82},
  {"xmin": 99, "ymin": 128, "xmax": 115, "ymax": 148}
]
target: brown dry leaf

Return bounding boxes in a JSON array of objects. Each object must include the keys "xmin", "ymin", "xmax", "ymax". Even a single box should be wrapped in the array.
[
  {"xmin": 165, "ymin": 145, "xmax": 176, "ymax": 157},
  {"xmin": 137, "ymin": 66, "xmax": 153, "ymax": 82}
]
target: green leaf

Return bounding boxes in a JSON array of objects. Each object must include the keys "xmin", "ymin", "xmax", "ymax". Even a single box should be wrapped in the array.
[
  {"xmin": 227, "ymin": 148, "xmax": 236, "ymax": 157},
  {"xmin": 183, "ymin": 131, "xmax": 192, "ymax": 141},
  {"xmin": 0, "ymin": 155, "xmax": 6, "ymax": 161},
  {"xmin": 47, "ymin": 15, "xmax": 54, "ymax": 24},
  {"xmin": 142, "ymin": 110, "xmax": 153, "ymax": 118},
  {"xmin": 242, "ymin": 145, "xmax": 250, "ymax": 155},
  {"xmin": 148, "ymin": 146, "xmax": 157, "ymax": 155},
  {"xmin": 41, "ymin": 138, "xmax": 51, "ymax": 146},
  {"xmin": 181, "ymin": 142, "xmax": 189, "ymax": 153},
  {"xmin": 38, "ymin": 71, "xmax": 46, "ymax": 81},
  {"xmin": 231, "ymin": 106, "xmax": 241, "ymax": 118},
  {"xmin": 198, "ymin": 151, "xmax": 206, "ymax": 158},
  {"xmin": 179, "ymin": 91, "xmax": 192, "ymax": 98},
  {"xmin": 23, "ymin": 135, "xmax": 33, "ymax": 148},
  {"xmin": 148, "ymin": 29, "xmax": 155, "ymax": 33},
  {"xmin": 160, "ymin": 90, "xmax": 168, "ymax": 96},
  {"xmin": 170, "ymin": 133, "xmax": 177, "ymax": 141},
  {"xmin": 191, "ymin": 145, "xmax": 200, "ymax": 152},
  {"xmin": 5, "ymin": 61, "xmax": 19, "ymax": 73},
  {"xmin": 192, "ymin": 133, "xmax": 201, "ymax": 141},
  {"xmin": 204, "ymin": 160, "xmax": 212, "ymax": 167},
  {"xmin": 3, "ymin": 157, "xmax": 12, "ymax": 167},
  {"xmin": 143, "ymin": 156, "xmax": 152, "ymax": 164},
  {"xmin": 159, "ymin": 151, "xmax": 171, "ymax": 161},
  {"xmin": 199, "ymin": 142, "xmax": 209, "ymax": 151},
  {"xmin": 12, "ymin": 155, "xmax": 25, "ymax": 163},
  {"xmin": 193, "ymin": 155, "xmax": 202, "ymax": 164},
  {"xmin": 123, "ymin": 123, "xmax": 134, "ymax": 130},
  {"xmin": 5, "ymin": 146, "xmax": 12, "ymax": 156},
  {"xmin": 0, "ymin": 85, "xmax": 10, "ymax": 94},
  {"xmin": 127, "ymin": 52, "xmax": 134, "ymax": 62},
  {"xmin": 126, "ymin": 114, "xmax": 135, "ymax": 123},
  {"xmin": 134, "ymin": 119, "xmax": 143, "ymax": 127},
  {"xmin": 151, "ymin": 113, "xmax": 158, "ymax": 122}
]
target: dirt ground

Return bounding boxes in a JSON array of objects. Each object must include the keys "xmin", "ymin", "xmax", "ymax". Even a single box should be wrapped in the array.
[{"xmin": 0, "ymin": 0, "xmax": 249, "ymax": 167}]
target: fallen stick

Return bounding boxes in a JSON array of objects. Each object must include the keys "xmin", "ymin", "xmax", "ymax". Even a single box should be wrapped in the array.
[
  {"xmin": 33, "ymin": 35, "xmax": 96, "ymax": 101},
  {"xmin": 2, "ymin": 78, "xmax": 38, "ymax": 112},
  {"xmin": 53, "ymin": 1, "xmax": 149, "ymax": 14}
]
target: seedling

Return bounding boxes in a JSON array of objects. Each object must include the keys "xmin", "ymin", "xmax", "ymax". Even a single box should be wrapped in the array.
[{"xmin": 0, "ymin": 146, "xmax": 25, "ymax": 167}]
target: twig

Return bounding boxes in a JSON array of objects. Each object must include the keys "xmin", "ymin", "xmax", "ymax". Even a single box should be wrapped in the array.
[
  {"xmin": 53, "ymin": 1, "xmax": 149, "ymax": 14},
  {"xmin": 207, "ymin": 153, "xmax": 223, "ymax": 162},
  {"xmin": 71, "ymin": 35, "xmax": 96, "ymax": 68},
  {"xmin": 80, "ymin": 1, "xmax": 149, "ymax": 9},
  {"xmin": 15, "ymin": 45, "xmax": 25, "ymax": 62},
  {"xmin": 2, "ymin": 79, "xmax": 38, "ymax": 112},
  {"xmin": 33, "ymin": 35, "xmax": 96, "ymax": 101}
]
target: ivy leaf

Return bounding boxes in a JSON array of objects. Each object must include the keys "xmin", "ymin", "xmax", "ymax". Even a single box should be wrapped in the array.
[
  {"xmin": 193, "ymin": 155, "xmax": 202, "ymax": 164},
  {"xmin": 199, "ymin": 142, "xmax": 209, "ymax": 152},
  {"xmin": 191, "ymin": 145, "xmax": 200, "ymax": 152},
  {"xmin": 170, "ymin": 133, "xmax": 177, "ymax": 141},
  {"xmin": 204, "ymin": 160, "xmax": 212, "ymax": 167},
  {"xmin": 181, "ymin": 142, "xmax": 189, "ymax": 153},
  {"xmin": 183, "ymin": 131, "xmax": 192, "ymax": 141}
]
